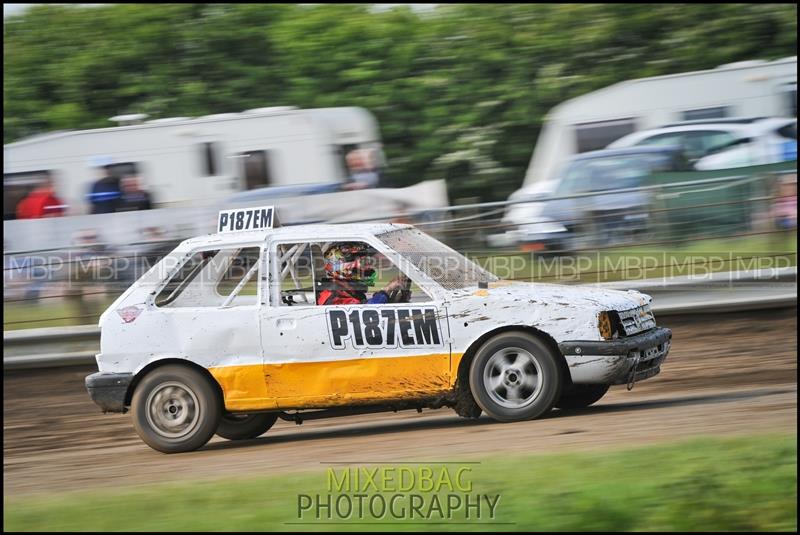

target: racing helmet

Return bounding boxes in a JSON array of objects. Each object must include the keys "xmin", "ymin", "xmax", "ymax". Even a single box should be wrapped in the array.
[{"xmin": 322, "ymin": 243, "xmax": 377, "ymax": 286}]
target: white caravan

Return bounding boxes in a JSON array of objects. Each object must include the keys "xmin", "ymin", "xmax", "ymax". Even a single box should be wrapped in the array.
[
  {"xmin": 492, "ymin": 57, "xmax": 797, "ymax": 247},
  {"xmin": 522, "ymin": 56, "xmax": 796, "ymax": 191},
  {"xmin": 3, "ymin": 106, "xmax": 383, "ymax": 217}
]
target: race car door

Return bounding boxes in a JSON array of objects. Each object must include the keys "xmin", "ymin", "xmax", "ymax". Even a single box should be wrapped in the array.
[{"xmin": 260, "ymin": 238, "xmax": 451, "ymax": 409}]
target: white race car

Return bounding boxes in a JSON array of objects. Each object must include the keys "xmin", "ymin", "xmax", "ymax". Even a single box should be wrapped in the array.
[{"xmin": 86, "ymin": 206, "xmax": 672, "ymax": 453}]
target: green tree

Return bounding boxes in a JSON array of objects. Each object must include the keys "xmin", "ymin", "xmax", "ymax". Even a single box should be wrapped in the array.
[{"xmin": 4, "ymin": 3, "xmax": 797, "ymax": 202}]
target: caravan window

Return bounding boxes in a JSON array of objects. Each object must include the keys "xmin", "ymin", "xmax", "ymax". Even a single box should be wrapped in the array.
[
  {"xmin": 240, "ymin": 150, "xmax": 273, "ymax": 189},
  {"xmin": 106, "ymin": 162, "xmax": 140, "ymax": 179},
  {"xmin": 3, "ymin": 170, "xmax": 54, "ymax": 220},
  {"xmin": 575, "ymin": 119, "xmax": 636, "ymax": 153},
  {"xmin": 681, "ymin": 107, "xmax": 729, "ymax": 121},
  {"xmin": 200, "ymin": 142, "xmax": 219, "ymax": 176},
  {"xmin": 781, "ymin": 83, "xmax": 797, "ymax": 118}
]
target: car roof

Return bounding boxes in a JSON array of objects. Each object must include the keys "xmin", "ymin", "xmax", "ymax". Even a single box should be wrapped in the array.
[
  {"xmin": 608, "ymin": 117, "xmax": 796, "ymax": 148},
  {"xmin": 659, "ymin": 117, "xmax": 769, "ymax": 128},
  {"xmin": 571, "ymin": 145, "xmax": 682, "ymax": 161},
  {"xmin": 632, "ymin": 117, "xmax": 794, "ymax": 136},
  {"xmin": 179, "ymin": 222, "xmax": 414, "ymax": 249}
]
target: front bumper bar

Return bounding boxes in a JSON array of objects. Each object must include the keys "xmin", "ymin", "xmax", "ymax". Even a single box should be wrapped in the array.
[
  {"xmin": 85, "ymin": 372, "xmax": 133, "ymax": 413},
  {"xmin": 558, "ymin": 327, "xmax": 672, "ymax": 385}
]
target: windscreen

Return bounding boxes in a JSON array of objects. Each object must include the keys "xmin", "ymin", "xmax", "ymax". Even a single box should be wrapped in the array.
[
  {"xmin": 558, "ymin": 152, "xmax": 676, "ymax": 194},
  {"xmin": 378, "ymin": 228, "xmax": 498, "ymax": 290}
]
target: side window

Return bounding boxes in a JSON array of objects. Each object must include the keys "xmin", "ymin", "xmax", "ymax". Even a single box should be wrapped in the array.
[
  {"xmin": 335, "ymin": 143, "xmax": 359, "ymax": 181},
  {"xmin": 685, "ymin": 131, "xmax": 736, "ymax": 159},
  {"xmin": 240, "ymin": 150, "xmax": 273, "ymax": 189},
  {"xmin": 3, "ymin": 170, "xmax": 53, "ymax": 220},
  {"xmin": 200, "ymin": 142, "xmax": 220, "ymax": 176},
  {"xmin": 556, "ymin": 162, "xmax": 590, "ymax": 194},
  {"xmin": 275, "ymin": 242, "xmax": 320, "ymax": 307},
  {"xmin": 638, "ymin": 133, "xmax": 684, "ymax": 148},
  {"xmin": 155, "ymin": 246, "xmax": 261, "ymax": 308},
  {"xmin": 778, "ymin": 82, "xmax": 796, "ymax": 118},
  {"xmin": 156, "ymin": 250, "xmax": 219, "ymax": 307},
  {"xmin": 777, "ymin": 123, "xmax": 797, "ymax": 140},
  {"xmin": 681, "ymin": 107, "xmax": 729, "ymax": 121},
  {"xmin": 274, "ymin": 241, "xmax": 433, "ymax": 307},
  {"xmin": 575, "ymin": 119, "xmax": 636, "ymax": 153},
  {"xmin": 639, "ymin": 131, "xmax": 736, "ymax": 160},
  {"xmin": 216, "ymin": 247, "xmax": 262, "ymax": 307},
  {"xmin": 106, "ymin": 162, "xmax": 140, "ymax": 180}
]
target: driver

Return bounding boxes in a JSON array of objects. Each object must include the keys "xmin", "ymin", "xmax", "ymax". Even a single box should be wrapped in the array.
[{"xmin": 316, "ymin": 243, "xmax": 407, "ymax": 305}]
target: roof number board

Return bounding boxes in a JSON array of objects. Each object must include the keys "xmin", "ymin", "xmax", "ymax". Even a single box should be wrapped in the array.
[{"xmin": 218, "ymin": 206, "xmax": 274, "ymax": 233}]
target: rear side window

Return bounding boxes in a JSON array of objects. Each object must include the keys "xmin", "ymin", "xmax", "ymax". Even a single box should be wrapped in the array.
[
  {"xmin": 216, "ymin": 247, "xmax": 262, "ymax": 306},
  {"xmin": 156, "ymin": 246, "xmax": 261, "ymax": 308},
  {"xmin": 156, "ymin": 250, "xmax": 220, "ymax": 307}
]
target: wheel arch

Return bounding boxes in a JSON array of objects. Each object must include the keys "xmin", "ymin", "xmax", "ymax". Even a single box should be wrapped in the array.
[
  {"xmin": 455, "ymin": 325, "xmax": 572, "ymax": 392},
  {"xmin": 124, "ymin": 358, "xmax": 225, "ymax": 407}
]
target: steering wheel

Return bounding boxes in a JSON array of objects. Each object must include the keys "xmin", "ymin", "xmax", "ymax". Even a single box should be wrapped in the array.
[{"xmin": 388, "ymin": 277, "xmax": 412, "ymax": 304}]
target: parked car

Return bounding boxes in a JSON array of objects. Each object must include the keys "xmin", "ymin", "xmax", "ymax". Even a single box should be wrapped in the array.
[
  {"xmin": 85, "ymin": 207, "xmax": 671, "ymax": 452},
  {"xmin": 488, "ymin": 146, "xmax": 691, "ymax": 251},
  {"xmin": 607, "ymin": 117, "xmax": 797, "ymax": 169}
]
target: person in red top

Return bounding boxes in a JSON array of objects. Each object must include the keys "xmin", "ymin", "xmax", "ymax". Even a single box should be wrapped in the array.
[
  {"xmin": 316, "ymin": 243, "xmax": 406, "ymax": 305},
  {"xmin": 16, "ymin": 173, "xmax": 66, "ymax": 219}
]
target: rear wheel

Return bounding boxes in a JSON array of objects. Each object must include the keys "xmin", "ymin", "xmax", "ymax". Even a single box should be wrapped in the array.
[
  {"xmin": 216, "ymin": 413, "xmax": 278, "ymax": 440},
  {"xmin": 469, "ymin": 332, "xmax": 562, "ymax": 422},
  {"xmin": 131, "ymin": 365, "xmax": 222, "ymax": 453},
  {"xmin": 556, "ymin": 384, "xmax": 610, "ymax": 409}
]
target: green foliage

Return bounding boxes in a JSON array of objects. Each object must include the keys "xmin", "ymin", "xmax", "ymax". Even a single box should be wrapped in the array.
[{"xmin": 4, "ymin": 4, "xmax": 797, "ymax": 201}]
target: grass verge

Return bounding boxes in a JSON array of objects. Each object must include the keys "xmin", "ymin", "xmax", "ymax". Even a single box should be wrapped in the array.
[{"xmin": 4, "ymin": 434, "xmax": 797, "ymax": 531}]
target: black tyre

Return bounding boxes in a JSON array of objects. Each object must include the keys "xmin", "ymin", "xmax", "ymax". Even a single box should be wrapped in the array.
[
  {"xmin": 131, "ymin": 364, "xmax": 222, "ymax": 453},
  {"xmin": 555, "ymin": 384, "xmax": 610, "ymax": 409},
  {"xmin": 469, "ymin": 332, "xmax": 563, "ymax": 422},
  {"xmin": 216, "ymin": 413, "xmax": 278, "ymax": 440}
]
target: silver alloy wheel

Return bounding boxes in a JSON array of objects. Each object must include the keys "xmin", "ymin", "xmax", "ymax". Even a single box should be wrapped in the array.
[
  {"xmin": 145, "ymin": 381, "xmax": 202, "ymax": 439},
  {"xmin": 482, "ymin": 346, "xmax": 543, "ymax": 409}
]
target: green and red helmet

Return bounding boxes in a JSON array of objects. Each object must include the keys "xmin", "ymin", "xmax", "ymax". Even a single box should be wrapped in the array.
[{"xmin": 322, "ymin": 243, "xmax": 377, "ymax": 286}]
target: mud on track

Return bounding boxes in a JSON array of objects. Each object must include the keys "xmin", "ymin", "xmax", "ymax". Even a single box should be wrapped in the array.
[{"xmin": 4, "ymin": 308, "xmax": 797, "ymax": 497}]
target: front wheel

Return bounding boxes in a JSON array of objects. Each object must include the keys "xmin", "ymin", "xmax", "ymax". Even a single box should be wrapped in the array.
[
  {"xmin": 131, "ymin": 365, "xmax": 222, "ymax": 453},
  {"xmin": 216, "ymin": 413, "xmax": 278, "ymax": 440},
  {"xmin": 555, "ymin": 384, "xmax": 610, "ymax": 409},
  {"xmin": 469, "ymin": 332, "xmax": 562, "ymax": 422}
]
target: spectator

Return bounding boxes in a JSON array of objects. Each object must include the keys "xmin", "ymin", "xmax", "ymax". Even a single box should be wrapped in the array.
[
  {"xmin": 88, "ymin": 165, "xmax": 121, "ymax": 214},
  {"xmin": 64, "ymin": 229, "xmax": 108, "ymax": 323},
  {"xmin": 772, "ymin": 173, "xmax": 797, "ymax": 230},
  {"xmin": 345, "ymin": 149, "xmax": 380, "ymax": 190},
  {"xmin": 15, "ymin": 171, "xmax": 66, "ymax": 219},
  {"xmin": 116, "ymin": 175, "xmax": 153, "ymax": 212}
]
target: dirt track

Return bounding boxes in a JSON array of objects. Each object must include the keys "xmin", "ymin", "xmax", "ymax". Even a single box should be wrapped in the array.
[{"xmin": 4, "ymin": 309, "xmax": 797, "ymax": 497}]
